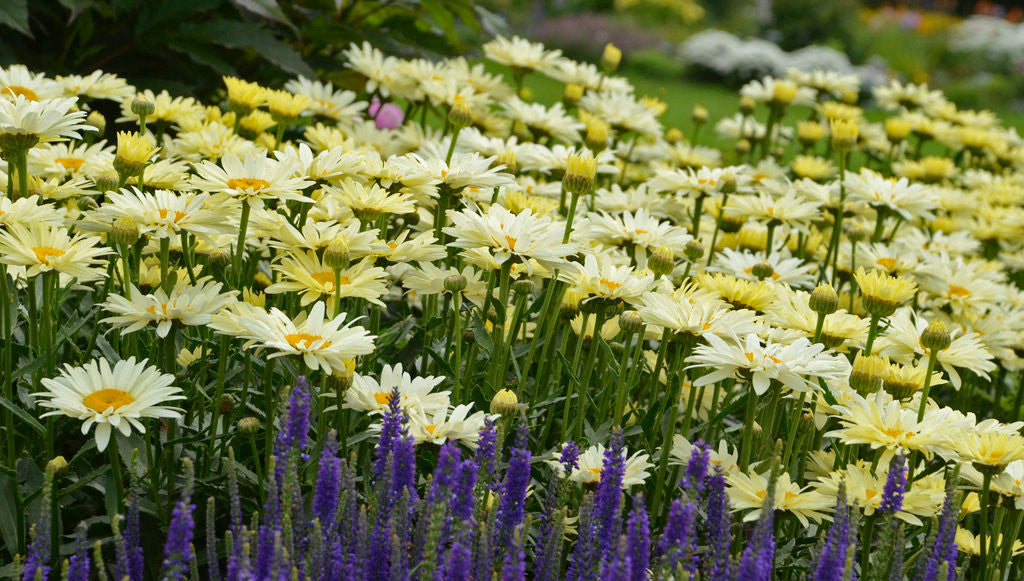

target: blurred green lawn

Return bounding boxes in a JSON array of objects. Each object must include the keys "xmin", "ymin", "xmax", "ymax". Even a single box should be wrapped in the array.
[{"xmin": 486, "ymin": 61, "xmax": 1024, "ymax": 140}]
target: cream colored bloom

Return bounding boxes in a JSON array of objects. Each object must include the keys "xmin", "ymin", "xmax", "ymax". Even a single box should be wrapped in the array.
[
  {"xmin": 191, "ymin": 151, "xmax": 314, "ymax": 207},
  {"xmin": 549, "ymin": 442, "xmax": 653, "ymax": 488},
  {"xmin": 37, "ymin": 357, "xmax": 183, "ymax": 452},
  {"xmin": 100, "ymin": 278, "xmax": 237, "ymax": 337},
  {"xmin": 266, "ymin": 253, "xmax": 388, "ymax": 308},
  {"xmin": 727, "ymin": 471, "xmax": 831, "ymax": 526},
  {"xmin": 0, "ymin": 220, "xmax": 110, "ymax": 282},
  {"xmin": 343, "ymin": 363, "xmax": 448, "ymax": 414},
  {"xmin": 406, "ymin": 401, "xmax": 492, "ymax": 449}
]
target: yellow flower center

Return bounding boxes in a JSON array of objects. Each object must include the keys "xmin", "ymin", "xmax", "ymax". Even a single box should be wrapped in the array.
[
  {"xmin": 948, "ymin": 285, "xmax": 970, "ymax": 298},
  {"xmin": 54, "ymin": 157, "xmax": 85, "ymax": 170},
  {"xmin": 876, "ymin": 258, "xmax": 897, "ymax": 270},
  {"xmin": 865, "ymin": 489, "xmax": 878, "ymax": 501},
  {"xmin": 600, "ymin": 278, "xmax": 622, "ymax": 291},
  {"xmin": 227, "ymin": 177, "xmax": 270, "ymax": 191},
  {"xmin": 157, "ymin": 208, "xmax": 187, "ymax": 222},
  {"xmin": 784, "ymin": 490, "xmax": 798, "ymax": 500},
  {"xmin": 3, "ymin": 85, "xmax": 38, "ymax": 100},
  {"xmin": 374, "ymin": 392, "xmax": 394, "ymax": 405},
  {"xmin": 881, "ymin": 427, "xmax": 914, "ymax": 439},
  {"xmin": 82, "ymin": 388, "xmax": 134, "ymax": 413},
  {"xmin": 589, "ymin": 467, "xmax": 602, "ymax": 477},
  {"xmin": 312, "ymin": 272, "xmax": 350, "ymax": 287},
  {"xmin": 425, "ymin": 424, "xmax": 437, "ymax": 435},
  {"xmin": 32, "ymin": 247, "xmax": 65, "ymax": 264},
  {"xmin": 285, "ymin": 332, "xmax": 331, "ymax": 350},
  {"xmin": 145, "ymin": 304, "xmax": 169, "ymax": 315}
]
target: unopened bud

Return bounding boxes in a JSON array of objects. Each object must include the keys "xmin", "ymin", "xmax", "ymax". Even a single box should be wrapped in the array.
[
  {"xmin": 86, "ymin": 111, "xmax": 106, "ymax": 134},
  {"xmin": 585, "ymin": 122, "xmax": 610, "ymax": 152},
  {"xmin": 564, "ymin": 83, "xmax": 584, "ymax": 104},
  {"xmin": 130, "ymin": 95, "xmax": 156, "ymax": 118},
  {"xmin": 253, "ymin": 271, "xmax": 272, "ymax": 289},
  {"xmin": 692, "ymin": 105, "xmax": 709, "ymax": 125},
  {"xmin": 846, "ymin": 223, "xmax": 869, "ymax": 243},
  {"xmin": 219, "ymin": 395, "xmax": 235, "ymax": 414},
  {"xmin": 921, "ymin": 320, "xmax": 951, "ymax": 351},
  {"xmin": 683, "ymin": 239, "xmax": 704, "ymax": 261},
  {"xmin": 850, "ymin": 352, "xmax": 889, "ymax": 396},
  {"xmin": 490, "ymin": 389, "xmax": 519, "ymax": 415},
  {"xmin": 739, "ymin": 96, "xmax": 756, "ymax": 115},
  {"xmin": 448, "ymin": 102, "xmax": 473, "ymax": 129},
  {"xmin": 77, "ymin": 196, "xmax": 98, "ymax": 211},
  {"xmin": 512, "ymin": 278, "xmax": 535, "ymax": 296},
  {"xmin": 323, "ymin": 239, "xmax": 350, "ymax": 271},
  {"xmin": 665, "ymin": 127, "xmax": 685, "ymax": 143},
  {"xmin": 563, "ymin": 152, "xmax": 597, "ymax": 197},
  {"xmin": 111, "ymin": 216, "xmax": 141, "ymax": 246},
  {"xmin": 444, "ymin": 274, "xmax": 468, "ymax": 293},
  {"xmin": 830, "ymin": 118, "xmax": 859, "ymax": 151},
  {"xmin": 47, "ymin": 456, "xmax": 68, "ymax": 476},
  {"xmin": 735, "ymin": 139, "xmax": 751, "ymax": 155},
  {"xmin": 238, "ymin": 417, "xmax": 260, "ymax": 435},
  {"xmin": 93, "ymin": 174, "xmax": 118, "ymax": 193},
  {"xmin": 809, "ymin": 284, "xmax": 839, "ymax": 315},
  {"xmin": 649, "ymin": 246, "xmax": 675, "ymax": 276},
  {"xmin": 601, "ymin": 43, "xmax": 622, "ymax": 72},
  {"xmin": 751, "ymin": 261, "xmax": 774, "ymax": 280},
  {"xmin": 209, "ymin": 248, "xmax": 232, "ymax": 275},
  {"xmin": 619, "ymin": 310, "xmax": 644, "ymax": 334},
  {"xmin": 496, "ymin": 151, "xmax": 517, "ymax": 174}
]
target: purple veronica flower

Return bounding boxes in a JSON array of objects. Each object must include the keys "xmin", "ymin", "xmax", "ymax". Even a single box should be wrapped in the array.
[
  {"xmin": 475, "ymin": 418, "xmax": 498, "ymax": 489},
  {"xmin": 683, "ymin": 439, "xmax": 711, "ymax": 492},
  {"xmin": 67, "ymin": 522, "xmax": 90, "ymax": 581},
  {"xmin": 444, "ymin": 532, "xmax": 473, "ymax": 581},
  {"xmin": 22, "ymin": 468, "xmax": 54, "ymax": 581},
  {"xmin": 161, "ymin": 461, "xmax": 196, "ymax": 581},
  {"xmin": 450, "ymin": 459, "xmax": 478, "ymax": 522},
  {"xmin": 657, "ymin": 498, "xmax": 698, "ymax": 575},
  {"xmin": 624, "ymin": 495, "xmax": 650, "ymax": 581},
  {"xmin": 812, "ymin": 484, "xmax": 854, "ymax": 581},
  {"xmin": 736, "ymin": 478, "xmax": 775, "ymax": 581},
  {"xmin": 705, "ymin": 470, "xmax": 733, "ymax": 580},
  {"xmin": 593, "ymin": 430, "xmax": 627, "ymax": 561},
  {"xmin": 313, "ymin": 431, "xmax": 342, "ymax": 530},
  {"xmin": 494, "ymin": 423, "xmax": 531, "ymax": 545},
  {"xmin": 560, "ymin": 442, "xmax": 580, "ymax": 475},
  {"xmin": 566, "ymin": 495, "xmax": 599, "ymax": 581},
  {"xmin": 599, "ymin": 539, "xmax": 633, "ymax": 581},
  {"xmin": 879, "ymin": 455, "xmax": 908, "ymax": 514},
  {"xmin": 914, "ymin": 482, "xmax": 958, "ymax": 581},
  {"xmin": 501, "ymin": 533, "xmax": 527, "ymax": 581}
]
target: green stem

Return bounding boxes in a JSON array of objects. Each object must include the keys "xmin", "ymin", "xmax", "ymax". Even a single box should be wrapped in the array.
[
  {"xmin": 864, "ymin": 314, "xmax": 881, "ymax": 356},
  {"xmin": 234, "ymin": 202, "xmax": 252, "ymax": 288},
  {"xmin": 612, "ymin": 328, "xmax": 639, "ymax": 423},
  {"xmin": 575, "ymin": 306, "xmax": 609, "ymax": 440},
  {"xmin": 563, "ymin": 192, "xmax": 581, "ymax": 243},
  {"xmin": 739, "ymin": 385, "xmax": 759, "ymax": 472},
  {"xmin": 108, "ymin": 443, "xmax": 124, "ymax": 512},
  {"xmin": 452, "ymin": 292, "xmax": 463, "ymax": 400},
  {"xmin": 979, "ymin": 471, "xmax": 993, "ymax": 580},
  {"xmin": 445, "ymin": 127, "xmax": 461, "ymax": 166},
  {"xmin": 916, "ymin": 349, "xmax": 939, "ymax": 423}
]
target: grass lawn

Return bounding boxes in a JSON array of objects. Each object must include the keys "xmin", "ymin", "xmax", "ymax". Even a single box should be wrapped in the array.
[{"xmin": 482, "ymin": 61, "xmax": 1024, "ymax": 140}]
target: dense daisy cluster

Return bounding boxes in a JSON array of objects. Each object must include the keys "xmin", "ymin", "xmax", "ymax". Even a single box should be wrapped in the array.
[{"xmin": 4, "ymin": 33, "xmax": 1024, "ymax": 581}]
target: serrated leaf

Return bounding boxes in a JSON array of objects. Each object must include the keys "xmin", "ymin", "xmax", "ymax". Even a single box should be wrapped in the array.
[{"xmin": 0, "ymin": 0, "xmax": 30, "ymax": 37}]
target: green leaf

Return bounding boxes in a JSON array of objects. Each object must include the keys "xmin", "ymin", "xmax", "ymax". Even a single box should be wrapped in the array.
[
  {"xmin": 167, "ymin": 38, "xmax": 239, "ymax": 76},
  {"xmin": 0, "ymin": 477, "xmax": 19, "ymax": 559},
  {"xmin": 0, "ymin": 396, "xmax": 45, "ymax": 436},
  {"xmin": 181, "ymin": 19, "xmax": 314, "ymax": 77},
  {"xmin": 0, "ymin": 0, "xmax": 30, "ymax": 37},
  {"xmin": 231, "ymin": 0, "xmax": 296, "ymax": 33},
  {"xmin": 57, "ymin": 464, "xmax": 109, "ymax": 500}
]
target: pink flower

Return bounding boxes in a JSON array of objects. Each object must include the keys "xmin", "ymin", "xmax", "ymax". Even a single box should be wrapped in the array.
[{"xmin": 369, "ymin": 98, "xmax": 404, "ymax": 129}]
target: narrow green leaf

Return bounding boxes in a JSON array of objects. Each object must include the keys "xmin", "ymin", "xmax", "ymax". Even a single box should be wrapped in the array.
[
  {"xmin": 0, "ymin": 396, "xmax": 45, "ymax": 436},
  {"xmin": 0, "ymin": 0, "xmax": 31, "ymax": 37}
]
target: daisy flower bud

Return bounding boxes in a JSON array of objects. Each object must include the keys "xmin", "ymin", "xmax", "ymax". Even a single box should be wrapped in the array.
[
  {"xmin": 751, "ymin": 262, "xmax": 774, "ymax": 281},
  {"xmin": 649, "ymin": 245, "xmax": 675, "ymax": 276},
  {"xmin": 443, "ymin": 273, "xmax": 468, "ymax": 293},
  {"xmin": 830, "ymin": 118, "xmax": 859, "ymax": 151},
  {"xmin": 46, "ymin": 456, "xmax": 68, "ymax": 476},
  {"xmin": 86, "ymin": 110, "xmax": 106, "ymax": 134},
  {"xmin": 739, "ymin": 96, "xmax": 756, "ymax": 115},
  {"xmin": 130, "ymin": 95, "xmax": 155, "ymax": 118},
  {"xmin": 208, "ymin": 248, "xmax": 232, "ymax": 275},
  {"xmin": 563, "ymin": 151, "xmax": 597, "ymax": 197},
  {"xmin": 237, "ymin": 416, "xmax": 260, "ymax": 435},
  {"xmin": 253, "ymin": 271, "xmax": 272, "ymax": 289},
  {"xmin": 323, "ymin": 238, "xmax": 350, "ymax": 271},
  {"xmin": 218, "ymin": 394, "xmax": 235, "ymax": 414},
  {"xmin": 111, "ymin": 216, "xmax": 141, "ymax": 246},
  {"xmin": 665, "ymin": 127, "xmax": 685, "ymax": 143},
  {"xmin": 93, "ymin": 174, "xmax": 119, "ymax": 193},
  {"xmin": 564, "ymin": 83, "xmax": 584, "ymax": 104},
  {"xmin": 264, "ymin": 88, "xmax": 308, "ymax": 124},
  {"xmin": 490, "ymin": 388, "xmax": 519, "ymax": 416},
  {"xmin": 849, "ymin": 352, "xmax": 888, "ymax": 396},
  {"xmin": 618, "ymin": 310, "xmax": 644, "ymax": 334},
  {"xmin": 885, "ymin": 117, "xmax": 912, "ymax": 142},
  {"xmin": 223, "ymin": 76, "xmax": 264, "ymax": 115},
  {"xmin": 496, "ymin": 150, "xmax": 517, "ymax": 174},
  {"xmin": 448, "ymin": 101, "xmax": 474, "ymax": 129},
  {"xmin": 797, "ymin": 120, "xmax": 826, "ymax": 146},
  {"xmin": 76, "ymin": 196, "xmax": 98, "ymax": 212},
  {"xmin": 512, "ymin": 278, "xmax": 535, "ymax": 296},
  {"xmin": 585, "ymin": 121, "xmax": 610, "ymax": 152},
  {"xmin": 113, "ymin": 131, "xmax": 155, "ymax": 178},
  {"xmin": 683, "ymin": 239, "xmax": 704, "ymax": 261},
  {"xmin": 692, "ymin": 105, "xmax": 709, "ymax": 124},
  {"xmin": 846, "ymin": 222, "xmax": 869, "ymax": 243},
  {"xmin": 735, "ymin": 138, "xmax": 752, "ymax": 155},
  {"xmin": 601, "ymin": 43, "xmax": 622, "ymax": 72},
  {"xmin": 854, "ymin": 268, "xmax": 916, "ymax": 318},
  {"xmin": 920, "ymin": 319, "xmax": 951, "ymax": 352},
  {"xmin": 809, "ymin": 284, "xmax": 839, "ymax": 315}
]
